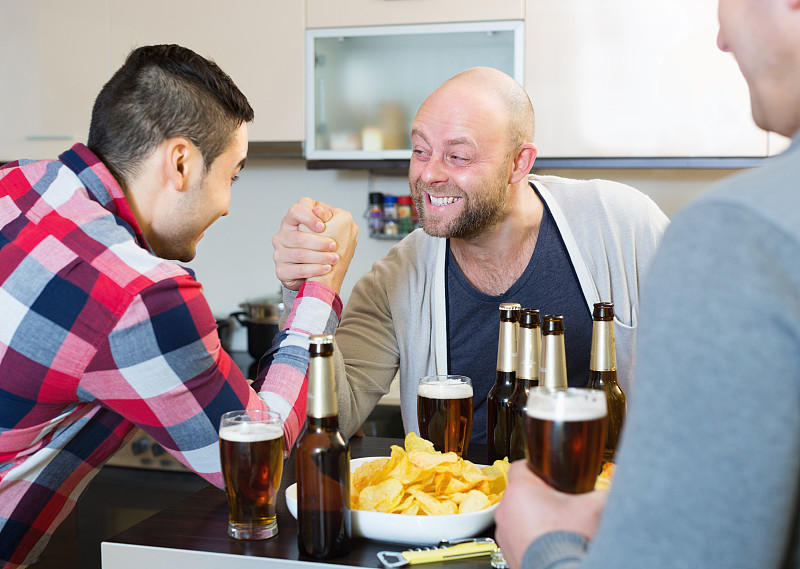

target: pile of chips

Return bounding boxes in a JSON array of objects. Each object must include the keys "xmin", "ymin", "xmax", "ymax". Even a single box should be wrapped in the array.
[{"xmin": 351, "ymin": 433, "xmax": 509, "ymax": 516}]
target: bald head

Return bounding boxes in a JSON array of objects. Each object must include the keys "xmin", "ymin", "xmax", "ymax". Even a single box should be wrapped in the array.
[{"xmin": 429, "ymin": 67, "xmax": 535, "ymax": 153}]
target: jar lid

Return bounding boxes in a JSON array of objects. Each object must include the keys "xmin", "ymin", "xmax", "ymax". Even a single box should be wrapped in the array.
[{"xmin": 397, "ymin": 195, "xmax": 413, "ymax": 205}]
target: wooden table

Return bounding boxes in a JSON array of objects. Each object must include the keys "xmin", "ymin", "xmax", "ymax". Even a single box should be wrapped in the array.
[{"xmin": 101, "ymin": 437, "xmax": 497, "ymax": 568}]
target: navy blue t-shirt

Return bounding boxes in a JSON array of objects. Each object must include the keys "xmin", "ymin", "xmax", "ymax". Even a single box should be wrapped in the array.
[{"xmin": 446, "ymin": 185, "xmax": 592, "ymax": 445}]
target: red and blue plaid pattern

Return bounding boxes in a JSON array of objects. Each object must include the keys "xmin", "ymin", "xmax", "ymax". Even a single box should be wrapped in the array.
[{"xmin": 0, "ymin": 145, "xmax": 338, "ymax": 568}]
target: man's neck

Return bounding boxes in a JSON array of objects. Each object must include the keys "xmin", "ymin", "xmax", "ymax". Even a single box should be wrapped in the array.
[{"xmin": 449, "ymin": 182, "xmax": 544, "ymax": 296}]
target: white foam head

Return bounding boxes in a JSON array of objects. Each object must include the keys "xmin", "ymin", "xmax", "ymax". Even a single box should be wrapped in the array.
[
  {"xmin": 526, "ymin": 388, "xmax": 606, "ymax": 421},
  {"xmin": 418, "ymin": 379, "xmax": 473, "ymax": 400},
  {"xmin": 220, "ymin": 422, "xmax": 284, "ymax": 443}
]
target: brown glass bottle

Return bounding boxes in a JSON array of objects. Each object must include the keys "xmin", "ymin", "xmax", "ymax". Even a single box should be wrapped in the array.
[
  {"xmin": 296, "ymin": 335, "xmax": 350, "ymax": 559},
  {"xmin": 509, "ymin": 308, "xmax": 540, "ymax": 461},
  {"xmin": 588, "ymin": 302, "xmax": 626, "ymax": 463},
  {"xmin": 540, "ymin": 315, "xmax": 568, "ymax": 389},
  {"xmin": 487, "ymin": 303, "xmax": 521, "ymax": 463}
]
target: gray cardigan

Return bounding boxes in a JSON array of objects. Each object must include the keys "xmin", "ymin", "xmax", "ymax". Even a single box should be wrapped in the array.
[{"xmin": 282, "ymin": 174, "xmax": 669, "ymax": 437}]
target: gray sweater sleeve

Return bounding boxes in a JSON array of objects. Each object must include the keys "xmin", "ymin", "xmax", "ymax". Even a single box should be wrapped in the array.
[{"xmin": 523, "ymin": 197, "xmax": 800, "ymax": 569}]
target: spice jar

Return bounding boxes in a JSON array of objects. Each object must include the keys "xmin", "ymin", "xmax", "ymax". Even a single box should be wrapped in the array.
[
  {"xmin": 397, "ymin": 195, "xmax": 414, "ymax": 234},
  {"xmin": 368, "ymin": 192, "xmax": 383, "ymax": 234}
]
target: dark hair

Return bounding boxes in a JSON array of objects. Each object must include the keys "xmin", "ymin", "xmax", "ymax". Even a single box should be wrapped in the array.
[{"xmin": 87, "ymin": 44, "xmax": 254, "ymax": 187}]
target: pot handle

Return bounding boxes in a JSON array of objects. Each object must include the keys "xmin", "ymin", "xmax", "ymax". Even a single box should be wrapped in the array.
[{"xmin": 230, "ymin": 311, "xmax": 248, "ymax": 325}]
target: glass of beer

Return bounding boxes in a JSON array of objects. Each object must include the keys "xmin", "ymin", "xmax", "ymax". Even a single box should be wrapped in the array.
[
  {"xmin": 524, "ymin": 387, "xmax": 606, "ymax": 494},
  {"xmin": 219, "ymin": 409, "xmax": 285, "ymax": 539},
  {"xmin": 417, "ymin": 375, "xmax": 473, "ymax": 456}
]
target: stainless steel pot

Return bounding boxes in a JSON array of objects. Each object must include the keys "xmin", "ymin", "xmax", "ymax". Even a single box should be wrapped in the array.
[{"xmin": 232, "ymin": 296, "xmax": 283, "ymax": 360}]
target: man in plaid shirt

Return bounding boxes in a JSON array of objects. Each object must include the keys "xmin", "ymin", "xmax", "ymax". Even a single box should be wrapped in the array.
[{"xmin": 0, "ymin": 45, "xmax": 357, "ymax": 568}]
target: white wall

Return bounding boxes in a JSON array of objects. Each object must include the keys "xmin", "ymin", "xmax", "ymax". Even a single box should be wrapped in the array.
[{"xmin": 186, "ymin": 159, "xmax": 739, "ymax": 349}]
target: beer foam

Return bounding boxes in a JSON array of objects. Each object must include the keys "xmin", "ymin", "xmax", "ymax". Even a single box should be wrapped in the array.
[
  {"xmin": 418, "ymin": 381, "xmax": 473, "ymax": 400},
  {"xmin": 526, "ymin": 390, "xmax": 606, "ymax": 421},
  {"xmin": 220, "ymin": 422, "xmax": 283, "ymax": 443}
]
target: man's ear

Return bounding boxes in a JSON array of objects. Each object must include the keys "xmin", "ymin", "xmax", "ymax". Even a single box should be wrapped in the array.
[
  {"xmin": 163, "ymin": 137, "xmax": 196, "ymax": 193},
  {"xmin": 509, "ymin": 143, "xmax": 538, "ymax": 184}
]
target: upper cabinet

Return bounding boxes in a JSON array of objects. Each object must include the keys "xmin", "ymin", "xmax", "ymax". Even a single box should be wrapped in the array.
[
  {"xmin": 525, "ymin": 0, "xmax": 790, "ymax": 165},
  {"xmin": 109, "ymin": 0, "xmax": 304, "ymax": 143},
  {"xmin": 306, "ymin": 0, "xmax": 524, "ymax": 28},
  {"xmin": 0, "ymin": 0, "xmax": 108, "ymax": 161},
  {"xmin": 305, "ymin": 21, "xmax": 524, "ymax": 163}
]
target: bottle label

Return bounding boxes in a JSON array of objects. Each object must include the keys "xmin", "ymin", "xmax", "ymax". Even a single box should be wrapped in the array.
[{"xmin": 590, "ymin": 321, "xmax": 617, "ymax": 372}]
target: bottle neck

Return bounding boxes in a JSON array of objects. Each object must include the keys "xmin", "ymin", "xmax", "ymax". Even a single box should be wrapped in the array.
[
  {"xmin": 541, "ymin": 333, "xmax": 568, "ymax": 389},
  {"xmin": 590, "ymin": 320, "xmax": 617, "ymax": 372},
  {"xmin": 517, "ymin": 326, "xmax": 540, "ymax": 381},
  {"xmin": 496, "ymin": 320, "xmax": 519, "ymax": 373},
  {"xmin": 308, "ymin": 354, "xmax": 338, "ymax": 418}
]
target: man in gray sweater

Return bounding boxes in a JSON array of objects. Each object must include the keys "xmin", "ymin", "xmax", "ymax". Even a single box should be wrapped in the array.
[
  {"xmin": 273, "ymin": 69, "xmax": 668, "ymax": 443},
  {"xmin": 494, "ymin": 1, "xmax": 800, "ymax": 567}
]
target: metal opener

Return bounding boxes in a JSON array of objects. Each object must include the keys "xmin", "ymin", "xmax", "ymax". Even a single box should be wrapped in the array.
[{"xmin": 377, "ymin": 537, "xmax": 505, "ymax": 567}]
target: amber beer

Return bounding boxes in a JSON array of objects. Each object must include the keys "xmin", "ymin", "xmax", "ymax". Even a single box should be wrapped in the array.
[
  {"xmin": 589, "ymin": 302, "xmax": 626, "ymax": 463},
  {"xmin": 525, "ymin": 388, "xmax": 606, "ymax": 494},
  {"xmin": 219, "ymin": 410, "xmax": 284, "ymax": 540},
  {"xmin": 487, "ymin": 303, "xmax": 521, "ymax": 462},
  {"xmin": 509, "ymin": 308, "xmax": 541, "ymax": 461},
  {"xmin": 417, "ymin": 375, "xmax": 474, "ymax": 456},
  {"xmin": 296, "ymin": 335, "xmax": 350, "ymax": 559}
]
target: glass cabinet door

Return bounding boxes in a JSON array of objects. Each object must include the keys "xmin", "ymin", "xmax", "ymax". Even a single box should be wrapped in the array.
[{"xmin": 305, "ymin": 21, "xmax": 524, "ymax": 161}]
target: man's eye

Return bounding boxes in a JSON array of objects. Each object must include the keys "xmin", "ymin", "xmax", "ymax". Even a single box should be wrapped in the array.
[{"xmin": 231, "ymin": 175, "xmax": 240, "ymax": 183}]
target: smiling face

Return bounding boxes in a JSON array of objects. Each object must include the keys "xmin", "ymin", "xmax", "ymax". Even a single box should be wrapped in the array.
[
  {"xmin": 153, "ymin": 123, "xmax": 248, "ymax": 262},
  {"xmin": 408, "ymin": 78, "xmax": 517, "ymax": 240}
]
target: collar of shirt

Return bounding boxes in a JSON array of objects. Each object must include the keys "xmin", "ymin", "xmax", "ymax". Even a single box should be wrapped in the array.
[{"xmin": 59, "ymin": 143, "xmax": 153, "ymax": 255}]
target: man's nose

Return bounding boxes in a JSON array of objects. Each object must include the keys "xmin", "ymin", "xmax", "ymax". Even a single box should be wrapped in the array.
[{"xmin": 422, "ymin": 153, "xmax": 448, "ymax": 185}]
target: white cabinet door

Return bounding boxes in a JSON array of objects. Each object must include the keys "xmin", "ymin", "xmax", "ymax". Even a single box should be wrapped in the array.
[
  {"xmin": 109, "ymin": 0, "xmax": 304, "ymax": 142},
  {"xmin": 0, "ymin": 0, "xmax": 108, "ymax": 161},
  {"xmin": 306, "ymin": 0, "xmax": 524, "ymax": 28},
  {"xmin": 525, "ymin": 0, "xmax": 777, "ymax": 159}
]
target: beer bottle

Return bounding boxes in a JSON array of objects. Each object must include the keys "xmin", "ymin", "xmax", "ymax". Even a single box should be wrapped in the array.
[
  {"xmin": 509, "ymin": 308, "xmax": 540, "ymax": 461},
  {"xmin": 540, "ymin": 315, "xmax": 568, "ymax": 389},
  {"xmin": 588, "ymin": 302, "xmax": 626, "ymax": 463},
  {"xmin": 487, "ymin": 302, "xmax": 521, "ymax": 463},
  {"xmin": 296, "ymin": 334, "xmax": 350, "ymax": 559}
]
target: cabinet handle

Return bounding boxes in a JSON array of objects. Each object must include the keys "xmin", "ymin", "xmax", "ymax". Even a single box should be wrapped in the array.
[{"xmin": 25, "ymin": 135, "xmax": 73, "ymax": 141}]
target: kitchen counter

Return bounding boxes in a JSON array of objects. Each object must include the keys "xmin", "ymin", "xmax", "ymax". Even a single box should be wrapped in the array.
[{"xmin": 101, "ymin": 436, "xmax": 496, "ymax": 569}]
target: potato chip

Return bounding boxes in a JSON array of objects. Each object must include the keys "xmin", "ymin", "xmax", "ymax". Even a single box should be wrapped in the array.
[
  {"xmin": 595, "ymin": 462, "xmax": 616, "ymax": 490},
  {"xmin": 458, "ymin": 489, "xmax": 491, "ymax": 514},
  {"xmin": 350, "ymin": 434, "xmax": 508, "ymax": 516},
  {"xmin": 358, "ymin": 477, "xmax": 405, "ymax": 512},
  {"xmin": 404, "ymin": 432, "xmax": 436, "ymax": 454},
  {"xmin": 353, "ymin": 456, "xmax": 390, "ymax": 492}
]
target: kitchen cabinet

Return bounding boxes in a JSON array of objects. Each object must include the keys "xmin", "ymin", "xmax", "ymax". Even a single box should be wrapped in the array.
[
  {"xmin": 109, "ymin": 0, "xmax": 304, "ymax": 143},
  {"xmin": 0, "ymin": 0, "xmax": 108, "ymax": 161},
  {"xmin": 306, "ymin": 0, "xmax": 524, "ymax": 29},
  {"xmin": 525, "ymin": 0, "xmax": 790, "ymax": 166},
  {"xmin": 305, "ymin": 20, "xmax": 524, "ymax": 163}
]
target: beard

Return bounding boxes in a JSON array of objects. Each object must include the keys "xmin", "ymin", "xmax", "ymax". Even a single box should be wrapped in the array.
[{"xmin": 411, "ymin": 174, "xmax": 509, "ymax": 240}]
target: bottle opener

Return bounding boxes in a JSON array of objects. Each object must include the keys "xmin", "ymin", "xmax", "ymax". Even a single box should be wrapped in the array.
[{"xmin": 377, "ymin": 537, "xmax": 500, "ymax": 567}]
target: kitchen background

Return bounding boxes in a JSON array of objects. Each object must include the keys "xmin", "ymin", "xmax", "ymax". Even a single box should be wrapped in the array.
[{"xmin": 0, "ymin": 0, "xmax": 788, "ymax": 567}]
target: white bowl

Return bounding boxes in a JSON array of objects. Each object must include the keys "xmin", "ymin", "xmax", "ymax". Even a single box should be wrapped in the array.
[{"xmin": 285, "ymin": 456, "xmax": 498, "ymax": 545}]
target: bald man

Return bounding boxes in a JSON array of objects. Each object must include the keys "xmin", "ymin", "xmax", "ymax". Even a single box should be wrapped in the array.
[{"xmin": 273, "ymin": 68, "xmax": 669, "ymax": 443}]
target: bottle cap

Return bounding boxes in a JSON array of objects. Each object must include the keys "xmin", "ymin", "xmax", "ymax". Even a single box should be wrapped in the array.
[
  {"xmin": 520, "ymin": 308, "xmax": 540, "ymax": 328},
  {"xmin": 369, "ymin": 192, "xmax": 383, "ymax": 205},
  {"xmin": 542, "ymin": 315, "xmax": 564, "ymax": 335},
  {"xmin": 397, "ymin": 195, "xmax": 413, "ymax": 205},
  {"xmin": 309, "ymin": 334, "xmax": 334, "ymax": 356},
  {"xmin": 382, "ymin": 195, "xmax": 398, "ymax": 204},
  {"xmin": 499, "ymin": 302, "xmax": 521, "ymax": 322},
  {"xmin": 593, "ymin": 302, "xmax": 614, "ymax": 321}
]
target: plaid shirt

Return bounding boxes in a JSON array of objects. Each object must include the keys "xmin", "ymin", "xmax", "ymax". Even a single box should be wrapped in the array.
[{"xmin": 0, "ymin": 144, "xmax": 340, "ymax": 568}]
